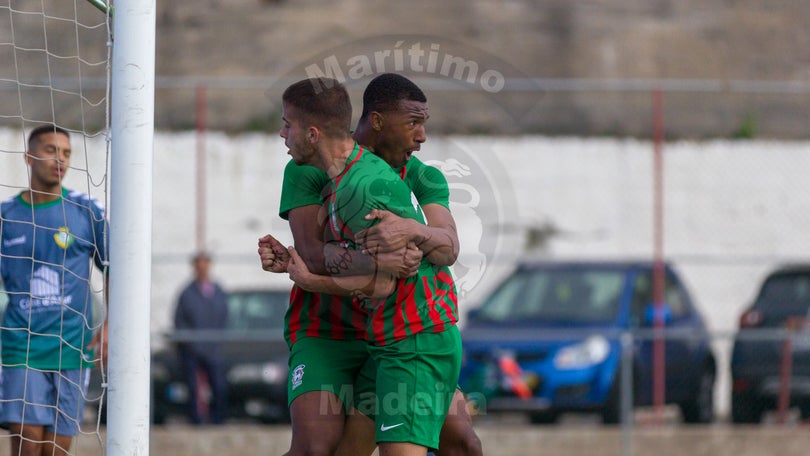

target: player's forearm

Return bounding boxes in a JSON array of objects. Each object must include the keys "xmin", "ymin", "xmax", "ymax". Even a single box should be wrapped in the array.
[
  {"xmin": 296, "ymin": 243, "xmax": 372, "ymax": 276},
  {"xmin": 322, "ymin": 242, "xmax": 377, "ymax": 276},
  {"xmin": 413, "ymin": 223, "xmax": 459, "ymax": 266},
  {"xmin": 294, "ymin": 272, "xmax": 396, "ymax": 299}
]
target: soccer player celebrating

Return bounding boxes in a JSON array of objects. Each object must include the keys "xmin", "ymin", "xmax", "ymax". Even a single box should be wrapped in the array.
[
  {"xmin": 262, "ymin": 77, "xmax": 468, "ymax": 456},
  {"xmin": 260, "ymin": 74, "xmax": 481, "ymax": 456}
]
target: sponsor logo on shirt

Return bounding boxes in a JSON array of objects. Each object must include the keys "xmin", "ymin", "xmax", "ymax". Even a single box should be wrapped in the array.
[
  {"xmin": 3, "ymin": 235, "xmax": 26, "ymax": 247},
  {"xmin": 19, "ymin": 266, "xmax": 72, "ymax": 311}
]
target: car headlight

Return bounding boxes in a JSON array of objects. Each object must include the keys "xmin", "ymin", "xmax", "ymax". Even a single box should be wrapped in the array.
[
  {"xmin": 553, "ymin": 335, "xmax": 610, "ymax": 370},
  {"xmin": 228, "ymin": 362, "xmax": 286, "ymax": 384}
]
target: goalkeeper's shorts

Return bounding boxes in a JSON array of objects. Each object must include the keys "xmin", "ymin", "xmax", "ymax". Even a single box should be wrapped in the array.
[{"xmin": 0, "ymin": 367, "xmax": 90, "ymax": 436}]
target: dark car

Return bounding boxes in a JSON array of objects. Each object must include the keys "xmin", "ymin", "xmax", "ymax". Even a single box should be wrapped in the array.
[
  {"xmin": 151, "ymin": 288, "xmax": 291, "ymax": 424},
  {"xmin": 458, "ymin": 259, "xmax": 716, "ymax": 424},
  {"xmin": 731, "ymin": 264, "xmax": 810, "ymax": 423},
  {"xmin": 87, "ymin": 288, "xmax": 291, "ymax": 424}
]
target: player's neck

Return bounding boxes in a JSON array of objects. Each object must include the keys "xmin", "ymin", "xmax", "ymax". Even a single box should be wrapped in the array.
[
  {"xmin": 21, "ymin": 184, "xmax": 63, "ymax": 205},
  {"xmin": 351, "ymin": 124, "xmax": 374, "ymax": 150},
  {"xmin": 319, "ymin": 137, "xmax": 357, "ymax": 179}
]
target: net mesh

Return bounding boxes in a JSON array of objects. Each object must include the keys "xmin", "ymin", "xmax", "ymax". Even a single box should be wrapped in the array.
[{"xmin": 0, "ymin": 1, "xmax": 111, "ymax": 454}]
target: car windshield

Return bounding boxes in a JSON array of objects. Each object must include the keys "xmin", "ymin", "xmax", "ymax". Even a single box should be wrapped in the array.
[
  {"xmin": 754, "ymin": 272, "xmax": 810, "ymax": 326},
  {"xmin": 227, "ymin": 290, "xmax": 288, "ymax": 331},
  {"xmin": 474, "ymin": 266, "xmax": 625, "ymax": 323}
]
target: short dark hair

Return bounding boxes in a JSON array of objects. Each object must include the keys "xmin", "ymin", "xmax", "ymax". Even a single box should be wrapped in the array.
[
  {"xmin": 282, "ymin": 78, "xmax": 352, "ymax": 138},
  {"xmin": 360, "ymin": 73, "xmax": 427, "ymax": 119},
  {"xmin": 27, "ymin": 124, "xmax": 70, "ymax": 150},
  {"xmin": 192, "ymin": 251, "xmax": 211, "ymax": 263}
]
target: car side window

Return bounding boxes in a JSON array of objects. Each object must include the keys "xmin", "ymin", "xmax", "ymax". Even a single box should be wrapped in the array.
[
  {"xmin": 243, "ymin": 296, "xmax": 277, "ymax": 329},
  {"xmin": 756, "ymin": 273, "xmax": 810, "ymax": 318},
  {"xmin": 227, "ymin": 291, "xmax": 288, "ymax": 331},
  {"xmin": 630, "ymin": 270, "xmax": 689, "ymax": 323},
  {"xmin": 630, "ymin": 273, "xmax": 652, "ymax": 326},
  {"xmin": 664, "ymin": 274, "xmax": 689, "ymax": 318}
]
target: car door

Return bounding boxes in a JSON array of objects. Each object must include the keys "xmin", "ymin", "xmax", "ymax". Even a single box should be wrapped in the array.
[
  {"xmin": 628, "ymin": 267, "xmax": 703, "ymax": 405},
  {"xmin": 660, "ymin": 270, "xmax": 705, "ymax": 401}
]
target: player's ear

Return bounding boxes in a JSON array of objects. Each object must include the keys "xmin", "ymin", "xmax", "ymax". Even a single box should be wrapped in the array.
[
  {"xmin": 307, "ymin": 126, "xmax": 319, "ymax": 144},
  {"xmin": 370, "ymin": 112, "xmax": 384, "ymax": 132},
  {"xmin": 23, "ymin": 149, "xmax": 34, "ymax": 166}
]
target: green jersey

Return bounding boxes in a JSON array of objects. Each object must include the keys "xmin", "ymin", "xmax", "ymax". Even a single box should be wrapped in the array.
[
  {"xmin": 279, "ymin": 161, "xmax": 366, "ymax": 346},
  {"xmin": 398, "ymin": 155, "xmax": 450, "ymax": 211},
  {"xmin": 328, "ymin": 144, "xmax": 458, "ymax": 346}
]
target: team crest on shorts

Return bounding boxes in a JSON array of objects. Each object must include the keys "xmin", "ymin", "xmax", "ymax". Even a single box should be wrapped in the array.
[{"xmin": 291, "ymin": 364, "xmax": 306, "ymax": 390}]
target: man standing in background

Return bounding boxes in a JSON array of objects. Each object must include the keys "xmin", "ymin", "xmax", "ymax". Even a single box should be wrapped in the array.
[{"xmin": 174, "ymin": 251, "xmax": 229, "ymax": 425}]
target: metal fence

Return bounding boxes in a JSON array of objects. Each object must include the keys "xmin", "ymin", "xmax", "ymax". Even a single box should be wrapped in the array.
[{"xmin": 4, "ymin": 77, "xmax": 810, "ymax": 137}]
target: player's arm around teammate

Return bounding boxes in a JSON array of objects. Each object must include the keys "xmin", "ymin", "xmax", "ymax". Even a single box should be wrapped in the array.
[{"xmin": 357, "ymin": 206, "xmax": 459, "ymax": 267}]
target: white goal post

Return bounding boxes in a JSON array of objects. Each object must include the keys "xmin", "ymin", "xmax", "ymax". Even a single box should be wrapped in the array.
[
  {"xmin": 0, "ymin": 0, "xmax": 154, "ymax": 454},
  {"xmin": 108, "ymin": 0, "xmax": 155, "ymax": 455}
]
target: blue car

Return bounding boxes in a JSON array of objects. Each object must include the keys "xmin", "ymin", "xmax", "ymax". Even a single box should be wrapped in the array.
[{"xmin": 458, "ymin": 260, "xmax": 716, "ymax": 424}]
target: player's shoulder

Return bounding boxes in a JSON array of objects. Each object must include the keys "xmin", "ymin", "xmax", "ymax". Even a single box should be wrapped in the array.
[
  {"xmin": 1, "ymin": 193, "xmax": 17, "ymax": 207},
  {"xmin": 64, "ymin": 189, "xmax": 106, "ymax": 213},
  {"xmin": 1, "ymin": 193, "xmax": 21, "ymax": 214},
  {"xmin": 283, "ymin": 159, "xmax": 326, "ymax": 179},
  {"xmin": 407, "ymin": 156, "xmax": 448, "ymax": 184},
  {"xmin": 409, "ymin": 155, "xmax": 441, "ymax": 173},
  {"xmin": 407, "ymin": 155, "xmax": 427, "ymax": 169},
  {"xmin": 358, "ymin": 148, "xmax": 397, "ymax": 174}
]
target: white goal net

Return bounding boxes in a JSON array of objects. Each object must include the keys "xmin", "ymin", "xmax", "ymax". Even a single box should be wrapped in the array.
[{"xmin": 0, "ymin": 1, "xmax": 113, "ymax": 454}]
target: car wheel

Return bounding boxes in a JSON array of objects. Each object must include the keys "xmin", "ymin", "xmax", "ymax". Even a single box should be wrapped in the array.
[
  {"xmin": 680, "ymin": 367, "xmax": 715, "ymax": 424},
  {"xmin": 731, "ymin": 392, "xmax": 766, "ymax": 424},
  {"xmin": 528, "ymin": 411, "xmax": 559, "ymax": 424}
]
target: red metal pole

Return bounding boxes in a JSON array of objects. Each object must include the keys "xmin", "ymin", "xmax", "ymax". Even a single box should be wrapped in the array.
[
  {"xmin": 195, "ymin": 85, "xmax": 207, "ymax": 252},
  {"xmin": 652, "ymin": 88, "xmax": 666, "ymax": 422}
]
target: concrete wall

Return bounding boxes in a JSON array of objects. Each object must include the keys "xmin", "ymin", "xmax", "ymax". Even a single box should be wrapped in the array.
[{"xmin": 3, "ymin": 1, "xmax": 810, "ymax": 136}]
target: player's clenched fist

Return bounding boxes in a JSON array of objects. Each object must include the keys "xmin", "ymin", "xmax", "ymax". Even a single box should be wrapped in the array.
[{"xmin": 257, "ymin": 233, "xmax": 291, "ymax": 273}]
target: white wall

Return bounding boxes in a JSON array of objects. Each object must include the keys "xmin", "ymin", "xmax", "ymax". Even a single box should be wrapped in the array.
[
  {"xmin": 3, "ymin": 129, "xmax": 809, "ymax": 415},
  {"xmin": 3, "ymin": 129, "xmax": 808, "ymax": 337}
]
